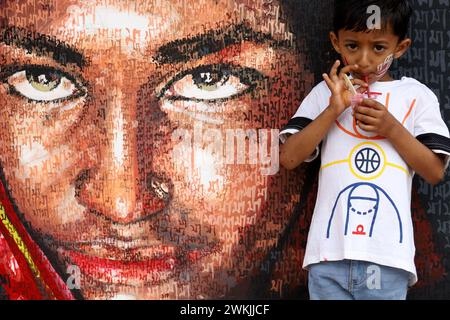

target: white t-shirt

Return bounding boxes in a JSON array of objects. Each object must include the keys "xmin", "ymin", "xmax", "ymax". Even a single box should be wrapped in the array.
[{"xmin": 280, "ymin": 77, "xmax": 450, "ymax": 286}]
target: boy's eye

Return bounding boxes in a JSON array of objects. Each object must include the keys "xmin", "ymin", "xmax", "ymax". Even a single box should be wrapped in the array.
[
  {"xmin": 4, "ymin": 65, "xmax": 85, "ymax": 102},
  {"xmin": 159, "ymin": 64, "xmax": 265, "ymax": 102},
  {"xmin": 374, "ymin": 45, "xmax": 386, "ymax": 53},
  {"xmin": 345, "ymin": 44, "xmax": 358, "ymax": 51}
]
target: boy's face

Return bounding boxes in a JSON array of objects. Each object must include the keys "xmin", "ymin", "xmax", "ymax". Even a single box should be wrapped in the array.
[{"xmin": 330, "ymin": 25, "xmax": 411, "ymax": 83}]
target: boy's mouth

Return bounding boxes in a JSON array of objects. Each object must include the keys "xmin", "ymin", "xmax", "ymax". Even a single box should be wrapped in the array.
[{"xmin": 352, "ymin": 72, "xmax": 373, "ymax": 82}]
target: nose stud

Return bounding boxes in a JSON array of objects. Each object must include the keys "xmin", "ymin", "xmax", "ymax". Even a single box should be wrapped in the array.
[{"xmin": 147, "ymin": 174, "xmax": 172, "ymax": 202}]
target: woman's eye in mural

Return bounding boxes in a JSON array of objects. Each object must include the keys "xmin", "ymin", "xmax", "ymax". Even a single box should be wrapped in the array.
[
  {"xmin": 2, "ymin": 65, "xmax": 86, "ymax": 103},
  {"xmin": 159, "ymin": 64, "xmax": 266, "ymax": 102}
]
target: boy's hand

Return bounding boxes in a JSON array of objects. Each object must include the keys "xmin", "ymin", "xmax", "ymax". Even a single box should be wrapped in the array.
[
  {"xmin": 353, "ymin": 98, "xmax": 400, "ymax": 138},
  {"xmin": 322, "ymin": 60, "xmax": 368, "ymax": 116}
]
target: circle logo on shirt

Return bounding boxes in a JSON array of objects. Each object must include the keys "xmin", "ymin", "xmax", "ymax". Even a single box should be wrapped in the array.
[
  {"xmin": 355, "ymin": 148, "xmax": 381, "ymax": 174},
  {"xmin": 350, "ymin": 142, "xmax": 386, "ymax": 180}
]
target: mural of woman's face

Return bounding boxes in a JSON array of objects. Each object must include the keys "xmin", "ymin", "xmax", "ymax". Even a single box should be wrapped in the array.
[{"xmin": 0, "ymin": 0, "xmax": 313, "ymax": 299}]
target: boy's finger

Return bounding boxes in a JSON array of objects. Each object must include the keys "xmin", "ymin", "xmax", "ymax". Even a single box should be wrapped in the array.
[
  {"xmin": 351, "ymin": 78, "xmax": 369, "ymax": 88},
  {"xmin": 362, "ymin": 98, "xmax": 384, "ymax": 109},
  {"xmin": 322, "ymin": 73, "xmax": 335, "ymax": 91},
  {"xmin": 354, "ymin": 106, "xmax": 379, "ymax": 117},
  {"xmin": 354, "ymin": 112, "xmax": 377, "ymax": 124},
  {"xmin": 330, "ymin": 60, "xmax": 340, "ymax": 80},
  {"xmin": 339, "ymin": 64, "xmax": 359, "ymax": 76},
  {"xmin": 356, "ymin": 121, "xmax": 376, "ymax": 132},
  {"xmin": 356, "ymin": 86, "xmax": 368, "ymax": 94},
  {"xmin": 352, "ymin": 78, "xmax": 369, "ymax": 94}
]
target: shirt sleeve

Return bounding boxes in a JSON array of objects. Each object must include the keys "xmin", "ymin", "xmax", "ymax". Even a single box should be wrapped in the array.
[
  {"xmin": 413, "ymin": 87, "xmax": 450, "ymax": 170},
  {"xmin": 279, "ymin": 81, "xmax": 329, "ymax": 162}
]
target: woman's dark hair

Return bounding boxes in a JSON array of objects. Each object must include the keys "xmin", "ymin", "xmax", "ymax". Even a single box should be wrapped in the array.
[
  {"xmin": 279, "ymin": 0, "xmax": 336, "ymax": 84},
  {"xmin": 333, "ymin": 0, "xmax": 413, "ymax": 40}
]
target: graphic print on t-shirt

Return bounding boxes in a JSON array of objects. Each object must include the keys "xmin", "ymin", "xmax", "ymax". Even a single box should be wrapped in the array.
[
  {"xmin": 322, "ymin": 142, "xmax": 406, "ymax": 243},
  {"xmin": 326, "ymin": 182, "xmax": 403, "ymax": 243},
  {"xmin": 321, "ymin": 142, "xmax": 410, "ymax": 180}
]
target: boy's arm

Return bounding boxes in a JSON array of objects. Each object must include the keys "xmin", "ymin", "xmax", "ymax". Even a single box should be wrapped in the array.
[
  {"xmin": 354, "ymin": 99, "xmax": 445, "ymax": 185},
  {"xmin": 280, "ymin": 60, "xmax": 366, "ymax": 170},
  {"xmin": 280, "ymin": 106, "xmax": 339, "ymax": 170},
  {"xmin": 389, "ymin": 124, "xmax": 445, "ymax": 185}
]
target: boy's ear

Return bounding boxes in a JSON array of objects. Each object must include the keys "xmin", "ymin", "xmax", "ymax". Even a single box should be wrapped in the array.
[
  {"xmin": 394, "ymin": 38, "xmax": 412, "ymax": 59},
  {"xmin": 329, "ymin": 31, "xmax": 341, "ymax": 54}
]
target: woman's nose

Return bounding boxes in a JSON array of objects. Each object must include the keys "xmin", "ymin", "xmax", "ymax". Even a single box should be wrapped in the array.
[{"xmin": 75, "ymin": 83, "xmax": 168, "ymax": 224}]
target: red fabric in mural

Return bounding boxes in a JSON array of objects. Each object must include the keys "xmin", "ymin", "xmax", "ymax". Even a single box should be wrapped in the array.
[{"xmin": 0, "ymin": 179, "xmax": 74, "ymax": 300}]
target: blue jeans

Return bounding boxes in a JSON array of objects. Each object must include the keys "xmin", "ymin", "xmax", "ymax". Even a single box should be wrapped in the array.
[{"xmin": 308, "ymin": 259, "xmax": 410, "ymax": 300}]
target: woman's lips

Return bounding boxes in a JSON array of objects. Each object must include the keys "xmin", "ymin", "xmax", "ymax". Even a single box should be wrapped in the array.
[
  {"xmin": 53, "ymin": 203, "xmax": 222, "ymax": 287},
  {"xmin": 58, "ymin": 240, "xmax": 220, "ymax": 287},
  {"xmin": 59, "ymin": 246, "xmax": 178, "ymax": 286}
]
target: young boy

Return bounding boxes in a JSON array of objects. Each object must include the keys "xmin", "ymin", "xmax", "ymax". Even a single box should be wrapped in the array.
[{"xmin": 279, "ymin": 0, "xmax": 450, "ymax": 300}]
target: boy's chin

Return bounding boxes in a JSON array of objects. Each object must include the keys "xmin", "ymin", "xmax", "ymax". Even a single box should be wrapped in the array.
[{"xmin": 351, "ymin": 72, "xmax": 382, "ymax": 84}]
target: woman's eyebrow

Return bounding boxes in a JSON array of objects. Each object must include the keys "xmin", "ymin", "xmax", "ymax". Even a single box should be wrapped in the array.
[
  {"xmin": 0, "ymin": 26, "xmax": 87, "ymax": 68},
  {"xmin": 154, "ymin": 23, "xmax": 292, "ymax": 65}
]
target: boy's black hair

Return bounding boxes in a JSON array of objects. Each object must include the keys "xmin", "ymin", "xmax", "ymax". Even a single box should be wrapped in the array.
[{"xmin": 333, "ymin": 0, "xmax": 413, "ymax": 40}]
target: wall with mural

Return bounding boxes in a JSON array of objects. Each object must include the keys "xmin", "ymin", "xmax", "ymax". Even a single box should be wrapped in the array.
[{"xmin": 0, "ymin": 0, "xmax": 448, "ymax": 299}]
